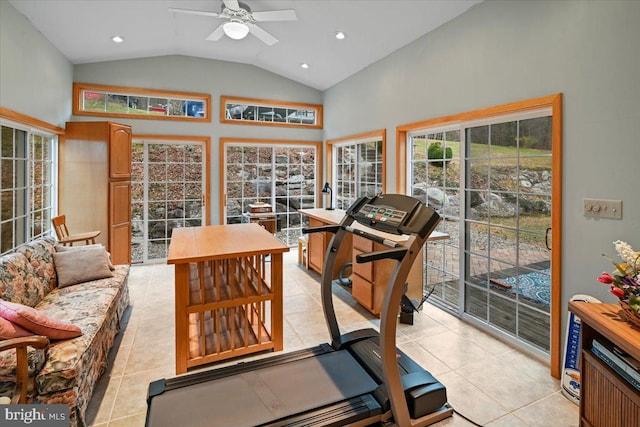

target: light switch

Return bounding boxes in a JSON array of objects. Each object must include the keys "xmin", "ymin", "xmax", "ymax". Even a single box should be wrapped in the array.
[{"xmin": 584, "ymin": 198, "xmax": 622, "ymax": 219}]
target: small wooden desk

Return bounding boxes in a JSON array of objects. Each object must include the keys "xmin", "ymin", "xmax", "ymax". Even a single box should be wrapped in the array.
[
  {"xmin": 242, "ymin": 212, "xmax": 277, "ymax": 233},
  {"xmin": 168, "ymin": 224, "xmax": 290, "ymax": 374},
  {"xmin": 298, "ymin": 208, "xmax": 448, "ymax": 315}
]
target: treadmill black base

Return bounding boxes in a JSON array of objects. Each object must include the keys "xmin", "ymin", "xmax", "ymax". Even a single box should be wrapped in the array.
[
  {"xmin": 260, "ymin": 394, "xmax": 382, "ymax": 427},
  {"xmin": 146, "ymin": 344, "xmax": 381, "ymax": 427},
  {"xmin": 346, "ymin": 337, "xmax": 448, "ymax": 419}
]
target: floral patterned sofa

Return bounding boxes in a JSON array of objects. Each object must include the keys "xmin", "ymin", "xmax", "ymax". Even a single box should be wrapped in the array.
[{"xmin": 0, "ymin": 237, "xmax": 130, "ymax": 427}]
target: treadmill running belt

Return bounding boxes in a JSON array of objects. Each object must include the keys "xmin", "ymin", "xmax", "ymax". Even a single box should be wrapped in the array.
[{"xmin": 146, "ymin": 351, "xmax": 378, "ymax": 427}]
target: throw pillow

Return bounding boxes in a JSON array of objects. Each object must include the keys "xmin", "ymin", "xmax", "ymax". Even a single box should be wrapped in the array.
[
  {"xmin": 55, "ymin": 244, "xmax": 115, "ymax": 270},
  {"xmin": 0, "ymin": 316, "xmax": 33, "ymax": 339},
  {"xmin": 53, "ymin": 246, "xmax": 114, "ymax": 288},
  {"xmin": 0, "ymin": 300, "xmax": 82, "ymax": 340}
]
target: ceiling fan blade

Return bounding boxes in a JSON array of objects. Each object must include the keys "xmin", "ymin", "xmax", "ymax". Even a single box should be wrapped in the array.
[
  {"xmin": 206, "ymin": 24, "xmax": 226, "ymax": 41},
  {"xmin": 168, "ymin": 7, "xmax": 220, "ymax": 18},
  {"xmin": 247, "ymin": 23, "xmax": 278, "ymax": 46},
  {"xmin": 251, "ymin": 9, "xmax": 297, "ymax": 22},
  {"xmin": 223, "ymin": 0, "xmax": 241, "ymax": 11}
]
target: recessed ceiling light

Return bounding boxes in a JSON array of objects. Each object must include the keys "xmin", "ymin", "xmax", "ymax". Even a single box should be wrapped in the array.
[
  {"xmin": 300, "ymin": 63, "xmax": 309, "ymax": 69},
  {"xmin": 335, "ymin": 31, "xmax": 346, "ymax": 40},
  {"xmin": 112, "ymin": 36, "xmax": 124, "ymax": 43}
]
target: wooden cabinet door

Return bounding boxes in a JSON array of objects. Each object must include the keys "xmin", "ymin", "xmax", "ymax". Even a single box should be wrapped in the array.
[
  {"xmin": 110, "ymin": 181, "xmax": 131, "ymax": 264},
  {"xmin": 308, "ymin": 231, "xmax": 326, "ymax": 274},
  {"xmin": 372, "ymin": 245, "xmax": 395, "ymax": 314},
  {"xmin": 109, "ymin": 123, "xmax": 132, "ymax": 179},
  {"xmin": 352, "ymin": 274, "xmax": 374, "ymax": 311}
]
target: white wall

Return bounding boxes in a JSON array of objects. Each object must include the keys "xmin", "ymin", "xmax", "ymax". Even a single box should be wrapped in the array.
[
  {"xmin": 323, "ymin": 0, "xmax": 640, "ymax": 333},
  {"xmin": 73, "ymin": 55, "xmax": 323, "ymax": 225},
  {"xmin": 0, "ymin": 0, "xmax": 73, "ymax": 127}
]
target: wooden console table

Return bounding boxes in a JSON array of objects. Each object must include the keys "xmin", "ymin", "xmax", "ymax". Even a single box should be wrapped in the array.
[
  {"xmin": 568, "ymin": 302, "xmax": 640, "ymax": 426},
  {"xmin": 168, "ymin": 224, "xmax": 290, "ymax": 374},
  {"xmin": 298, "ymin": 208, "xmax": 448, "ymax": 316}
]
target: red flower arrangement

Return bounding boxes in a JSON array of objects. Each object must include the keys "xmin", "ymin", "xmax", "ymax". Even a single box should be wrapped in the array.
[{"xmin": 598, "ymin": 240, "xmax": 640, "ymax": 315}]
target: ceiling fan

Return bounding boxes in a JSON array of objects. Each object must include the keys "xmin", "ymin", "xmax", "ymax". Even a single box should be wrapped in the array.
[{"xmin": 169, "ymin": 0, "xmax": 297, "ymax": 46}]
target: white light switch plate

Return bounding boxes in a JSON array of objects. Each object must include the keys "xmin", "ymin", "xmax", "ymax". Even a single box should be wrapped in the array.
[{"xmin": 584, "ymin": 198, "xmax": 622, "ymax": 219}]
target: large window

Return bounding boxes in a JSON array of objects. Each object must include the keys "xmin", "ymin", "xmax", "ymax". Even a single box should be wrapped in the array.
[
  {"xmin": 327, "ymin": 130, "xmax": 385, "ymax": 210},
  {"xmin": 409, "ymin": 127, "xmax": 462, "ymax": 311},
  {"xmin": 1, "ymin": 119, "xmax": 57, "ymax": 254}
]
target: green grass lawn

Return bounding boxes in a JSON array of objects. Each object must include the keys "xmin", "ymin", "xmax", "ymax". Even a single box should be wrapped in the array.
[{"xmin": 412, "ymin": 138, "xmax": 551, "ymax": 169}]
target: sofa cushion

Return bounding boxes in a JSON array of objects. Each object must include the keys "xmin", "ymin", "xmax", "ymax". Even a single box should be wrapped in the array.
[
  {"xmin": 0, "ymin": 252, "xmax": 48, "ymax": 307},
  {"xmin": 0, "ymin": 316, "xmax": 33, "ymax": 339},
  {"xmin": 53, "ymin": 246, "xmax": 113, "ymax": 288},
  {"xmin": 55, "ymin": 244, "xmax": 115, "ymax": 271},
  {"xmin": 16, "ymin": 237, "xmax": 58, "ymax": 292},
  {"xmin": 0, "ymin": 300, "xmax": 82, "ymax": 340},
  {"xmin": 52, "ymin": 265, "xmax": 130, "ymax": 293},
  {"xmin": 33, "ymin": 286, "xmax": 120, "ymax": 395}
]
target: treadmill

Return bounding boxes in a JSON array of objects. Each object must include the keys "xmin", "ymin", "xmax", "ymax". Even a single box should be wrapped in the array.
[{"xmin": 146, "ymin": 194, "xmax": 453, "ymax": 427}]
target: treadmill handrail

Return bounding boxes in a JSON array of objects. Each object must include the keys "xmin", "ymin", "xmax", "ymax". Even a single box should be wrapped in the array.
[
  {"xmin": 355, "ymin": 247, "xmax": 407, "ymax": 264},
  {"xmin": 344, "ymin": 225, "xmax": 401, "ymax": 248},
  {"xmin": 320, "ymin": 213, "xmax": 355, "ymax": 345},
  {"xmin": 302, "ymin": 225, "xmax": 341, "ymax": 235}
]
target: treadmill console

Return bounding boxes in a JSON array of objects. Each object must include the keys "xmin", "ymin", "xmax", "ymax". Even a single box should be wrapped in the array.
[
  {"xmin": 356, "ymin": 204, "xmax": 408, "ymax": 231},
  {"xmin": 350, "ymin": 194, "xmax": 440, "ymax": 239}
]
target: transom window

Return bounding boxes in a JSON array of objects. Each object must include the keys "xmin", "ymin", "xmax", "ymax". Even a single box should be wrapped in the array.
[
  {"xmin": 221, "ymin": 96, "xmax": 323, "ymax": 129},
  {"xmin": 1, "ymin": 121, "xmax": 56, "ymax": 254},
  {"xmin": 73, "ymin": 83, "xmax": 211, "ymax": 122},
  {"xmin": 327, "ymin": 130, "xmax": 385, "ymax": 210}
]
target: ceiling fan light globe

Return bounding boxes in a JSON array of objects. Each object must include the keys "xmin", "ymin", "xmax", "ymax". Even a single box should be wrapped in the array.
[{"xmin": 223, "ymin": 21, "xmax": 249, "ymax": 39}]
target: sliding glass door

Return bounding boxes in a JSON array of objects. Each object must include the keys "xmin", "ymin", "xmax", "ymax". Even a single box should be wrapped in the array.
[
  {"xmin": 463, "ymin": 114, "xmax": 552, "ymax": 352},
  {"xmin": 408, "ymin": 110, "xmax": 554, "ymax": 354},
  {"xmin": 131, "ymin": 138, "xmax": 206, "ymax": 263},
  {"xmin": 222, "ymin": 141, "xmax": 319, "ymax": 246}
]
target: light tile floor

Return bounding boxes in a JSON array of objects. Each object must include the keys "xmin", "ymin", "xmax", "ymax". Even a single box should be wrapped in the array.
[{"xmin": 86, "ymin": 251, "xmax": 579, "ymax": 426}]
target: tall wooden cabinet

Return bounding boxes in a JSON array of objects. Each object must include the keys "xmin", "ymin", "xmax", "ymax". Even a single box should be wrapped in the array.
[{"xmin": 60, "ymin": 122, "xmax": 132, "ymax": 264}]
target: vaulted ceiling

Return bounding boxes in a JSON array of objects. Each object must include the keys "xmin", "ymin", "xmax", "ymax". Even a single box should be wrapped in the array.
[{"xmin": 10, "ymin": 0, "xmax": 482, "ymax": 90}]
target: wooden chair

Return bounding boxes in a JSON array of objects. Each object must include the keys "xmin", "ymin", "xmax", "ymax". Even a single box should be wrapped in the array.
[
  {"xmin": 0, "ymin": 336, "xmax": 49, "ymax": 404},
  {"xmin": 51, "ymin": 215, "xmax": 101, "ymax": 246}
]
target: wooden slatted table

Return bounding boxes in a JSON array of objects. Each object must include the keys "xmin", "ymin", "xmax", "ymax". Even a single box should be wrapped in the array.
[{"xmin": 168, "ymin": 224, "xmax": 290, "ymax": 374}]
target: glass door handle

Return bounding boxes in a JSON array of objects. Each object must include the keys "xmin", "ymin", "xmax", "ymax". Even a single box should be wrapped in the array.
[{"xmin": 545, "ymin": 227, "xmax": 552, "ymax": 250}]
